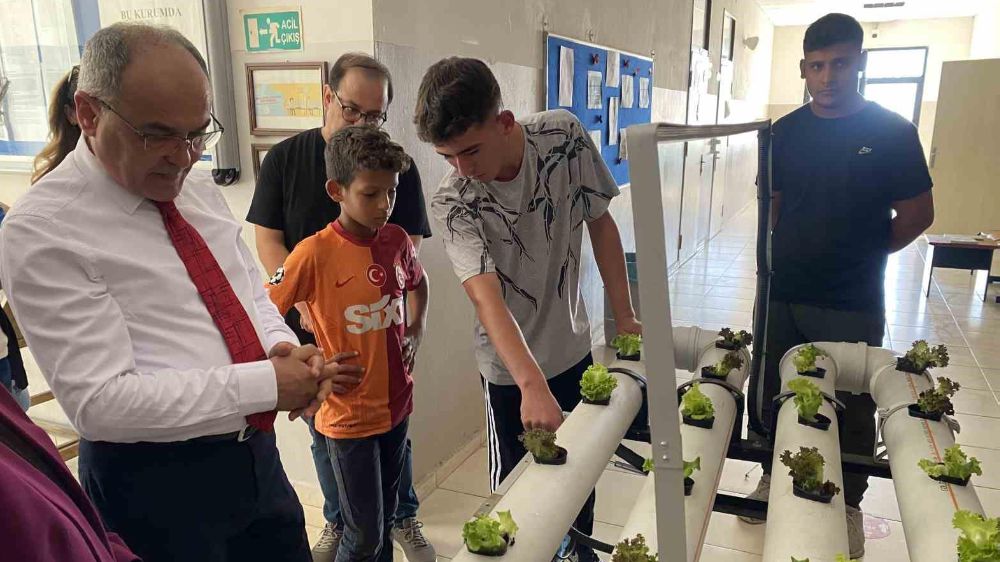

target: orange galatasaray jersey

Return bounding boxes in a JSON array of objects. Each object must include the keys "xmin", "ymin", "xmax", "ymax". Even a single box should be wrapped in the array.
[{"xmin": 267, "ymin": 221, "xmax": 424, "ymax": 439}]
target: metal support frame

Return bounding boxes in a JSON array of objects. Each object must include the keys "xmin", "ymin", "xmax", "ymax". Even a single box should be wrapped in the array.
[{"xmin": 628, "ymin": 120, "xmax": 770, "ymax": 561}]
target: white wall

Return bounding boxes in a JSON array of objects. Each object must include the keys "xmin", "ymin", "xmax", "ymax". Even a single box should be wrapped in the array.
[
  {"xmin": 971, "ymin": 0, "xmax": 1000, "ymax": 59},
  {"xmin": 767, "ymin": 17, "xmax": 974, "ymax": 151}
]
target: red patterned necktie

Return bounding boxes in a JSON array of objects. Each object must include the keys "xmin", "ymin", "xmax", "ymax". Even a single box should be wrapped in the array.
[{"xmin": 155, "ymin": 200, "xmax": 276, "ymax": 432}]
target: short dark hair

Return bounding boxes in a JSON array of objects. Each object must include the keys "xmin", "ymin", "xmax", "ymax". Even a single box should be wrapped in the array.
[
  {"xmin": 328, "ymin": 52, "xmax": 394, "ymax": 104},
  {"xmin": 325, "ymin": 126, "xmax": 411, "ymax": 187},
  {"xmin": 804, "ymin": 13, "xmax": 864, "ymax": 53},
  {"xmin": 414, "ymin": 57, "xmax": 502, "ymax": 144}
]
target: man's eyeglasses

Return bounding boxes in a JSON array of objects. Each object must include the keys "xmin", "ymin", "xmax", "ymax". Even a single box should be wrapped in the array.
[
  {"xmin": 332, "ymin": 91, "xmax": 387, "ymax": 127},
  {"xmin": 99, "ymin": 100, "xmax": 224, "ymax": 153}
]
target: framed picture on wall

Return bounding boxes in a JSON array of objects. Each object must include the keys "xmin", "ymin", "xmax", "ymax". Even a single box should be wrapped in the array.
[
  {"xmin": 246, "ymin": 61, "xmax": 328, "ymax": 136},
  {"xmin": 251, "ymin": 143, "xmax": 274, "ymax": 181}
]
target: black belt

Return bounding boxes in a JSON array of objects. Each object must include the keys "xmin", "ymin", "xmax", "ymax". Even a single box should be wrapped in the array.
[{"xmin": 188, "ymin": 425, "xmax": 257, "ymax": 444}]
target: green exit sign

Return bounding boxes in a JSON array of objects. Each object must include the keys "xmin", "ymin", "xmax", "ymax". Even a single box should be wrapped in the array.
[{"xmin": 243, "ymin": 9, "xmax": 303, "ymax": 52}]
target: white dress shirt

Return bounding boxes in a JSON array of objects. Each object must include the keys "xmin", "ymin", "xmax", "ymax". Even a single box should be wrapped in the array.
[{"xmin": 0, "ymin": 137, "xmax": 298, "ymax": 443}]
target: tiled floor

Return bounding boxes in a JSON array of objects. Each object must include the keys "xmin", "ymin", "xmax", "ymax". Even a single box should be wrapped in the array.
[
  {"xmin": 19, "ymin": 203, "xmax": 1000, "ymax": 561},
  {"xmin": 396, "ymin": 204, "xmax": 1000, "ymax": 561}
]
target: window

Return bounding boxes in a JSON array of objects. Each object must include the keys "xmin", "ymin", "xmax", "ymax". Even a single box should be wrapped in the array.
[
  {"xmin": 692, "ymin": 0, "xmax": 712, "ymax": 51},
  {"xmin": 721, "ymin": 13, "xmax": 735, "ymax": 62},
  {"xmin": 862, "ymin": 47, "xmax": 927, "ymax": 124},
  {"xmin": 0, "ymin": 0, "xmax": 80, "ymax": 157},
  {"xmin": 0, "ymin": 0, "xmax": 210, "ymax": 164}
]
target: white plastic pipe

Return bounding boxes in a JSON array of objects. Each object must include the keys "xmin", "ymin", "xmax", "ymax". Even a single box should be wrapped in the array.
[
  {"xmin": 762, "ymin": 346, "xmax": 849, "ymax": 561},
  {"xmin": 671, "ymin": 326, "xmax": 727, "ymax": 373},
  {"xmin": 618, "ymin": 343, "xmax": 751, "ymax": 561},
  {"xmin": 817, "ymin": 341, "xmax": 897, "ymax": 395},
  {"xmin": 869, "ymin": 364, "xmax": 987, "ymax": 562},
  {"xmin": 452, "ymin": 368, "xmax": 643, "ymax": 562}
]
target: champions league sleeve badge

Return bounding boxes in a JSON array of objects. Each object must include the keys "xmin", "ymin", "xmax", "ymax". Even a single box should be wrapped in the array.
[{"xmin": 268, "ymin": 266, "xmax": 285, "ymax": 285}]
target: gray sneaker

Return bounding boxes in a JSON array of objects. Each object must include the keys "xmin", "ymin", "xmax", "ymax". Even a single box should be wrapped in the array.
[
  {"xmin": 311, "ymin": 522, "xmax": 342, "ymax": 562},
  {"xmin": 847, "ymin": 505, "xmax": 866, "ymax": 559},
  {"xmin": 738, "ymin": 473, "xmax": 770, "ymax": 524},
  {"xmin": 392, "ymin": 517, "xmax": 437, "ymax": 562}
]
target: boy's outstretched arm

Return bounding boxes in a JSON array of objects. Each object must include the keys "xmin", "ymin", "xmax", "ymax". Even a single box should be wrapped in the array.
[
  {"xmin": 587, "ymin": 211, "xmax": 641, "ymax": 335},
  {"xmin": 463, "ymin": 273, "xmax": 565, "ymax": 431}
]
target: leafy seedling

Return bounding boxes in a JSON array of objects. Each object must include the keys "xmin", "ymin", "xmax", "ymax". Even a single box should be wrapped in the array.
[
  {"xmin": 681, "ymin": 383, "xmax": 715, "ymax": 428},
  {"xmin": 793, "ymin": 344, "xmax": 828, "ymax": 375},
  {"xmin": 580, "ymin": 363, "xmax": 619, "ymax": 404},
  {"xmin": 788, "ymin": 378, "xmax": 826, "ymax": 428},
  {"xmin": 704, "ymin": 351, "xmax": 743, "ymax": 380},
  {"xmin": 919, "ymin": 444, "xmax": 982, "ymax": 485},
  {"xmin": 612, "ymin": 333, "xmax": 642, "ymax": 359},
  {"xmin": 953, "ymin": 510, "xmax": 1000, "ymax": 562},
  {"xmin": 780, "ymin": 446, "xmax": 840, "ymax": 503},
  {"xmin": 462, "ymin": 510, "xmax": 518, "ymax": 555},
  {"xmin": 898, "ymin": 340, "xmax": 950, "ymax": 373},
  {"xmin": 519, "ymin": 428, "xmax": 566, "ymax": 464},
  {"xmin": 612, "ymin": 533, "xmax": 658, "ymax": 561},
  {"xmin": 913, "ymin": 377, "xmax": 961, "ymax": 419},
  {"xmin": 718, "ymin": 327, "xmax": 753, "ymax": 350}
]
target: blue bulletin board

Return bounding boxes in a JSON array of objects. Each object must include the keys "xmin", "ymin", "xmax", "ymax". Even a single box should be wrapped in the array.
[{"xmin": 545, "ymin": 33, "xmax": 654, "ymax": 186}]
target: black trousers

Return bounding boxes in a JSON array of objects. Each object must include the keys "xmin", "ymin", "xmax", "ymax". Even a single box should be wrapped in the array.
[
  {"xmin": 753, "ymin": 300, "xmax": 884, "ymax": 508},
  {"xmin": 483, "ymin": 353, "xmax": 597, "ymax": 555},
  {"xmin": 79, "ymin": 430, "xmax": 310, "ymax": 562},
  {"xmin": 326, "ymin": 418, "xmax": 409, "ymax": 562}
]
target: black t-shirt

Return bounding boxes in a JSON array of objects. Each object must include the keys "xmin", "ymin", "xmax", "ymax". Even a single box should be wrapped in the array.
[
  {"xmin": 770, "ymin": 102, "xmax": 932, "ymax": 312},
  {"xmin": 246, "ymin": 127, "xmax": 432, "ymax": 343},
  {"xmin": 247, "ymin": 127, "xmax": 432, "ymax": 251}
]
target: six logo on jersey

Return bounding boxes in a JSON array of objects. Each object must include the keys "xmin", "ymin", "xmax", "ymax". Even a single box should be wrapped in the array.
[{"xmin": 344, "ymin": 294, "xmax": 404, "ymax": 334}]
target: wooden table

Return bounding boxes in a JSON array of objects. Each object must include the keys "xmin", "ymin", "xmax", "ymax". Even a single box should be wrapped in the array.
[{"xmin": 926, "ymin": 235, "xmax": 1000, "ymax": 302}]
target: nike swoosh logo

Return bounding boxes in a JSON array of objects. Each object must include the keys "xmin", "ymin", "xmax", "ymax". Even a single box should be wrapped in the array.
[{"xmin": 335, "ymin": 276, "xmax": 355, "ymax": 288}]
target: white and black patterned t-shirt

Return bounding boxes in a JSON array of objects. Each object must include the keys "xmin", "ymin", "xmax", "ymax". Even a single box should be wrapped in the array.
[{"xmin": 432, "ymin": 109, "xmax": 620, "ymax": 385}]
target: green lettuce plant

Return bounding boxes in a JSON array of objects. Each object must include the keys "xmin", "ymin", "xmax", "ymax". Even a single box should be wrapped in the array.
[
  {"xmin": 612, "ymin": 333, "xmax": 643, "ymax": 358},
  {"xmin": 462, "ymin": 510, "xmax": 518, "ymax": 555},
  {"xmin": 793, "ymin": 344, "xmax": 827, "ymax": 374},
  {"xmin": 919, "ymin": 444, "xmax": 982, "ymax": 482},
  {"xmin": 681, "ymin": 383, "xmax": 715, "ymax": 421},
  {"xmin": 580, "ymin": 363, "xmax": 618, "ymax": 402},
  {"xmin": 612, "ymin": 533, "xmax": 658, "ymax": 561},
  {"xmin": 780, "ymin": 446, "xmax": 841, "ymax": 498},
  {"xmin": 954, "ymin": 510, "xmax": 1000, "ymax": 561},
  {"xmin": 898, "ymin": 340, "xmax": 950, "ymax": 373},
  {"xmin": 788, "ymin": 378, "xmax": 823, "ymax": 422}
]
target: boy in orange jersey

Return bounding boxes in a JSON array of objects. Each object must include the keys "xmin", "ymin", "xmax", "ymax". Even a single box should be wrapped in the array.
[{"xmin": 267, "ymin": 126, "xmax": 429, "ymax": 562}]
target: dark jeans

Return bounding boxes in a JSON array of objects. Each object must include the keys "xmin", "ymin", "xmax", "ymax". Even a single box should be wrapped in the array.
[
  {"xmin": 80, "ymin": 431, "xmax": 310, "ymax": 562},
  {"xmin": 754, "ymin": 300, "xmax": 884, "ymax": 508},
  {"xmin": 306, "ymin": 418, "xmax": 419, "ymax": 525},
  {"xmin": 483, "ymin": 354, "xmax": 597, "ymax": 559},
  {"xmin": 326, "ymin": 418, "xmax": 409, "ymax": 562}
]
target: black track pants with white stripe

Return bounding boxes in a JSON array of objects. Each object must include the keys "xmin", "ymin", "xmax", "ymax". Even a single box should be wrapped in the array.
[{"xmin": 481, "ymin": 353, "xmax": 596, "ymax": 539}]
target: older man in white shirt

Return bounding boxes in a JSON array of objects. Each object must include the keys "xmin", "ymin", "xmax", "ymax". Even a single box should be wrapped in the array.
[{"xmin": 0, "ymin": 23, "xmax": 362, "ymax": 562}]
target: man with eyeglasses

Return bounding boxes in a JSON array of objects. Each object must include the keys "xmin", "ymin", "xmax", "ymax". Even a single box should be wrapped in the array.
[
  {"xmin": 247, "ymin": 52, "xmax": 435, "ymax": 562},
  {"xmin": 0, "ymin": 23, "xmax": 363, "ymax": 561}
]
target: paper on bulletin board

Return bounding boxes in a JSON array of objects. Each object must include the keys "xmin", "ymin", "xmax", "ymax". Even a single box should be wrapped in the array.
[
  {"xmin": 606, "ymin": 50, "xmax": 620, "ymax": 87},
  {"xmin": 639, "ymin": 77, "xmax": 650, "ymax": 109},
  {"xmin": 587, "ymin": 71, "xmax": 603, "ymax": 109},
  {"xmin": 619, "ymin": 128, "xmax": 629, "ymax": 160},
  {"xmin": 608, "ymin": 97, "xmax": 619, "ymax": 145},
  {"xmin": 621, "ymin": 74, "xmax": 634, "ymax": 109},
  {"xmin": 559, "ymin": 46, "xmax": 574, "ymax": 107},
  {"xmin": 589, "ymin": 130, "xmax": 602, "ymax": 148}
]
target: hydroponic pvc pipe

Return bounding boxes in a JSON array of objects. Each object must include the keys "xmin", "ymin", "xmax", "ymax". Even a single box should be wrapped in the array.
[
  {"xmin": 762, "ymin": 346, "xmax": 849, "ymax": 561},
  {"xmin": 452, "ymin": 367, "xmax": 644, "ymax": 562},
  {"xmin": 670, "ymin": 326, "xmax": 726, "ymax": 373},
  {"xmin": 618, "ymin": 343, "xmax": 751, "ymax": 561},
  {"xmin": 869, "ymin": 362, "xmax": 987, "ymax": 562}
]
